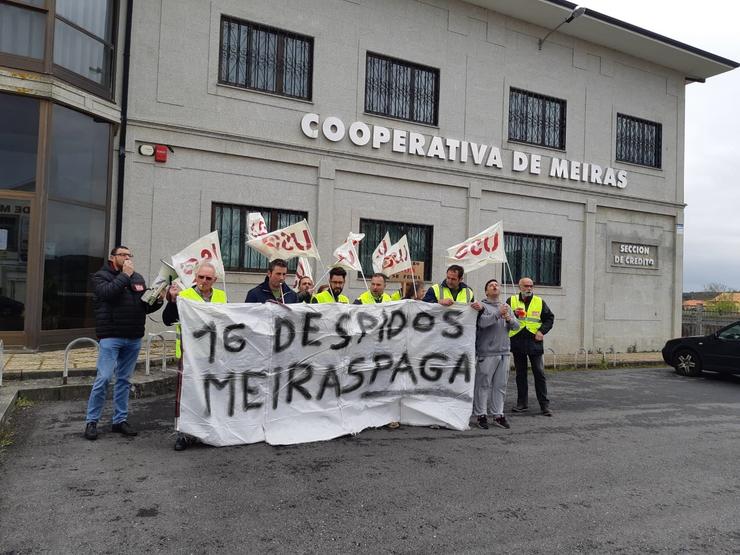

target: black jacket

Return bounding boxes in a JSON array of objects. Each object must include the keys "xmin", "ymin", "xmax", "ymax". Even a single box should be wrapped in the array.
[
  {"xmin": 245, "ymin": 277, "xmax": 298, "ymax": 304},
  {"xmin": 506, "ymin": 293, "xmax": 554, "ymax": 355},
  {"xmin": 92, "ymin": 262, "xmax": 162, "ymax": 339}
]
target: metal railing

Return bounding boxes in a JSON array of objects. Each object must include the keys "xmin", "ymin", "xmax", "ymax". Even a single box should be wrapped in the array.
[
  {"xmin": 606, "ymin": 346, "xmax": 617, "ymax": 367},
  {"xmin": 62, "ymin": 338, "xmax": 99, "ymax": 385},
  {"xmin": 144, "ymin": 331, "xmax": 177, "ymax": 376},
  {"xmin": 546, "ymin": 347, "xmax": 557, "ymax": 371},
  {"xmin": 576, "ymin": 347, "xmax": 589, "ymax": 370}
]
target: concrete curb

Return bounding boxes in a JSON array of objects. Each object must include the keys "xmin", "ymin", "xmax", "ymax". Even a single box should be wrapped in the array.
[{"xmin": 0, "ymin": 374, "xmax": 177, "ymax": 433}]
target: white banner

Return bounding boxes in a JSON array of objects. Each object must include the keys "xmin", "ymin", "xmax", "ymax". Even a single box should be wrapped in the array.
[
  {"xmin": 382, "ymin": 235, "xmax": 413, "ymax": 276},
  {"xmin": 171, "ymin": 231, "xmax": 226, "ymax": 287},
  {"xmin": 292, "ymin": 256, "xmax": 313, "ymax": 289},
  {"xmin": 177, "ymin": 300, "xmax": 477, "ymax": 446},
  {"xmin": 246, "ymin": 212, "xmax": 268, "ymax": 240},
  {"xmin": 445, "ymin": 221, "xmax": 507, "ymax": 272},
  {"xmin": 371, "ymin": 232, "xmax": 391, "ymax": 273},
  {"xmin": 332, "ymin": 232, "xmax": 365, "ymax": 272},
  {"xmin": 246, "ymin": 219, "xmax": 320, "ymax": 261}
]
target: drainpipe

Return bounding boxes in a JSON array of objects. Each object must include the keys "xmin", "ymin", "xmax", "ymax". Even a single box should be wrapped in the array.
[{"xmin": 115, "ymin": 0, "xmax": 133, "ymax": 245}]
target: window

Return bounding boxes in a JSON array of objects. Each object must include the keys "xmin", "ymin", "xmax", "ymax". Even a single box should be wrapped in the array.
[
  {"xmin": 505, "ymin": 232, "xmax": 561, "ymax": 287},
  {"xmin": 616, "ymin": 113, "xmax": 662, "ymax": 168},
  {"xmin": 358, "ymin": 218, "xmax": 433, "ymax": 281},
  {"xmin": 365, "ymin": 53, "xmax": 439, "ymax": 126},
  {"xmin": 54, "ymin": 0, "xmax": 115, "ymax": 88},
  {"xmin": 0, "ymin": 93, "xmax": 39, "ymax": 191},
  {"xmin": 0, "ymin": 0, "xmax": 116, "ymax": 96},
  {"xmin": 42, "ymin": 104, "xmax": 110, "ymax": 330},
  {"xmin": 212, "ymin": 203, "xmax": 308, "ymax": 272},
  {"xmin": 218, "ymin": 16, "xmax": 313, "ymax": 100},
  {"xmin": 508, "ymin": 88, "xmax": 566, "ymax": 150}
]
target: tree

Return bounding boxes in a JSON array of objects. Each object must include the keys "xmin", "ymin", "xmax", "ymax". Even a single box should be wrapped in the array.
[{"xmin": 704, "ymin": 282, "xmax": 729, "ymax": 293}]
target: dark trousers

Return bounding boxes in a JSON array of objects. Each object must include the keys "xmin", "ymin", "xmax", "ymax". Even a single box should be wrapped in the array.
[{"xmin": 512, "ymin": 352, "xmax": 549, "ymax": 408}]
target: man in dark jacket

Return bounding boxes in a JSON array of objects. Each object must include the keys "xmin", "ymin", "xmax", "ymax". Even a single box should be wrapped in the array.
[
  {"xmin": 506, "ymin": 277, "xmax": 555, "ymax": 416},
  {"xmin": 422, "ymin": 264, "xmax": 474, "ymax": 305},
  {"xmin": 245, "ymin": 258, "xmax": 298, "ymax": 304},
  {"xmin": 84, "ymin": 246, "xmax": 163, "ymax": 440}
]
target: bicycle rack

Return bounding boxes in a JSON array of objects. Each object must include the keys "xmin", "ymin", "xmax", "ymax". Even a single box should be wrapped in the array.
[
  {"xmin": 576, "ymin": 347, "xmax": 589, "ymax": 370},
  {"xmin": 63, "ymin": 338, "xmax": 99, "ymax": 385},
  {"xmin": 546, "ymin": 347, "xmax": 557, "ymax": 371},
  {"xmin": 145, "ymin": 331, "xmax": 177, "ymax": 376}
]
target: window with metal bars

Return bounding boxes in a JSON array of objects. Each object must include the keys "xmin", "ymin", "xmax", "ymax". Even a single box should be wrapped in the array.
[
  {"xmin": 364, "ymin": 53, "xmax": 439, "ymax": 126},
  {"xmin": 508, "ymin": 88, "xmax": 566, "ymax": 150},
  {"xmin": 505, "ymin": 232, "xmax": 562, "ymax": 287},
  {"xmin": 212, "ymin": 203, "xmax": 307, "ymax": 272},
  {"xmin": 358, "ymin": 218, "xmax": 433, "ymax": 281},
  {"xmin": 218, "ymin": 16, "xmax": 313, "ymax": 100},
  {"xmin": 616, "ymin": 113, "xmax": 662, "ymax": 169}
]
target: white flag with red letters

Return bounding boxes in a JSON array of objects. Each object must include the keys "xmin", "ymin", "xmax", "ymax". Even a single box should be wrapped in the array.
[
  {"xmin": 292, "ymin": 257, "xmax": 313, "ymax": 289},
  {"xmin": 332, "ymin": 232, "xmax": 365, "ymax": 272},
  {"xmin": 171, "ymin": 231, "xmax": 226, "ymax": 287},
  {"xmin": 371, "ymin": 232, "xmax": 391, "ymax": 273},
  {"xmin": 445, "ymin": 221, "xmax": 507, "ymax": 272},
  {"xmin": 382, "ymin": 235, "xmax": 413, "ymax": 276},
  {"xmin": 247, "ymin": 219, "xmax": 320, "ymax": 261}
]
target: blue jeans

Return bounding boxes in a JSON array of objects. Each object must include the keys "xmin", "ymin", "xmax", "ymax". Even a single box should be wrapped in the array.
[{"xmin": 85, "ymin": 337, "xmax": 142, "ymax": 424}]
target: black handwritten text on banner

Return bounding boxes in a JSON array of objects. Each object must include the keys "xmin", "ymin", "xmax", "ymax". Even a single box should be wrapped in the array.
[{"xmin": 177, "ymin": 300, "xmax": 477, "ymax": 446}]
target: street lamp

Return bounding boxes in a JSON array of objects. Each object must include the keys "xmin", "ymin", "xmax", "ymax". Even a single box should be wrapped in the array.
[{"xmin": 538, "ymin": 6, "xmax": 587, "ymax": 50}]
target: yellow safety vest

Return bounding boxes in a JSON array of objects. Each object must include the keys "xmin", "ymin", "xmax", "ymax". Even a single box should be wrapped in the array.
[
  {"xmin": 175, "ymin": 287, "xmax": 227, "ymax": 358},
  {"xmin": 431, "ymin": 283, "xmax": 473, "ymax": 303},
  {"xmin": 356, "ymin": 290, "xmax": 391, "ymax": 304},
  {"xmin": 311, "ymin": 290, "xmax": 349, "ymax": 304},
  {"xmin": 508, "ymin": 294, "xmax": 542, "ymax": 337},
  {"xmin": 390, "ymin": 290, "xmax": 402, "ymax": 301}
]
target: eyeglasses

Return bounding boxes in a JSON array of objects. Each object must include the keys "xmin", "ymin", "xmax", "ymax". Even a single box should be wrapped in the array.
[
  {"xmin": 196, "ymin": 275, "xmax": 215, "ymax": 281},
  {"xmin": 114, "ymin": 252, "xmax": 133, "ymax": 259}
]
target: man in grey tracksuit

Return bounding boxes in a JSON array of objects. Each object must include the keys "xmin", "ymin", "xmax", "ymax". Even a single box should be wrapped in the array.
[{"xmin": 471, "ymin": 279, "xmax": 521, "ymax": 429}]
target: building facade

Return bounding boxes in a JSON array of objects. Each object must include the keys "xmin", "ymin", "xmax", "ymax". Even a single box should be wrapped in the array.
[{"xmin": 1, "ymin": 0, "xmax": 736, "ymax": 352}]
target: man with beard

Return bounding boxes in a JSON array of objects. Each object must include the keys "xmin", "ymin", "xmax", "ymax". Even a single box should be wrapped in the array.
[
  {"xmin": 84, "ymin": 246, "xmax": 164, "ymax": 440},
  {"xmin": 507, "ymin": 277, "xmax": 555, "ymax": 416}
]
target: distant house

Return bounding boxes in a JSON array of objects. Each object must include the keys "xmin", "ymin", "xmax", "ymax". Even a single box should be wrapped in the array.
[
  {"xmin": 682, "ymin": 299, "xmax": 706, "ymax": 310},
  {"xmin": 707, "ymin": 292, "xmax": 740, "ymax": 311}
]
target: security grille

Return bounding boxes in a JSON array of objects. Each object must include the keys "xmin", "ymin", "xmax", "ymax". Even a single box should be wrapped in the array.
[
  {"xmin": 505, "ymin": 232, "xmax": 562, "ymax": 286},
  {"xmin": 219, "ymin": 16, "xmax": 313, "ymax": 100},
  {"xmin": 508, "ymin": 88, "xmax": 566, "ymax": 150},
  {"xmin": 616, "ymin": 113, "xmax": 662, "ymax": 168},
  {"xmin": 212, "ymin": 203, "xmax": 307, "ymax": 272},
  {"xmin": 365, "ymin": 53, "xmax": 439, "ymax": 126}
]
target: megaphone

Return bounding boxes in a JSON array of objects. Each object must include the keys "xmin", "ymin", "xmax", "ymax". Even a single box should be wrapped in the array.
[{"xmin": 142, "ymin": 259, "xmax": 178, "ymax": 305}]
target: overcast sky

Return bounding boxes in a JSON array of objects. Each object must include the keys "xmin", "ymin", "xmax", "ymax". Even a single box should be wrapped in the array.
[{"xmin": 580, "ymin": 1, "xmax": 740, "ymax": 291}]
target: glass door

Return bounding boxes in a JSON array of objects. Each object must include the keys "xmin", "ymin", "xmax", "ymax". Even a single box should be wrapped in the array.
[{"xmin": 0, "ymin": 198, "xmax": 30, "ymax": 331}]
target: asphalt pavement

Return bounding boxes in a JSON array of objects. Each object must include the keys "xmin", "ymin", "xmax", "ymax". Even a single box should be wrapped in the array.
[{"xmin": 1, "ymin": 367, "xmax": 739, "ymax": 554}]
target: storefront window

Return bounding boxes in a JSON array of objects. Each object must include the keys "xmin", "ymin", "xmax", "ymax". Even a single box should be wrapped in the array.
[
  {"xmin": 0, "ymin": 199, "xmax": 30, "ymax": 331},
  {"xmin": 47, "ymin": 103, "xmax": 109, "ymax": 205},
  {"xmin": 42, "ymin": 104, "xmax": 109, "ymax": 330},
  {"xmin": 0, "ymin": 93, "xmax": 39, "ymax": 191}
]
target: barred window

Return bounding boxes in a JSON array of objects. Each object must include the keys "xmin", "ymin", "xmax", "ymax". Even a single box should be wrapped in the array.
[
  {"xmin": 212, "ymin": 203, "xmax": 307, "ymax": 272},
  {"xmin": 616, "ymin": 113, "xmax": 662, "ymax": 168},
  {"xmin": 218, "ymin": 16, "xmax": 313, "ymax": 100},
  {"xmin": 508, "ymin": 88, "xmax": 566, "ymax": 150},
  {"xmin": 365, "ymin": 53, "xmax": 439, "ymax": 126},
  {"xmin": 505, "ymin": 232, "xmax": 561, "ymax": 287},
  {"xmin": 358, "ymin": 218, "xmax": 433, "ymax": 281}
]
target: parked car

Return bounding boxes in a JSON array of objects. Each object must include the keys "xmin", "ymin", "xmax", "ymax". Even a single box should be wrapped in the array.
[{"xmin": 662, "ymin": 320, "xmax": 740, "ymax": 376}]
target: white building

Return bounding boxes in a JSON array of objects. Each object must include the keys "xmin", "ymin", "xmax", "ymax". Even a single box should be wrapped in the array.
[{"xmin": 1, "ymin": 0, "xmax": 737, "ymax": 351}]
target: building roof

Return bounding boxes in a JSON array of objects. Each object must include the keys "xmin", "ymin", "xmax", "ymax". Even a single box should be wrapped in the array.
[
  {"xmin": 469, "ymin": 0, "xmax": 739, "ymax": 80},
  {"xmin": 712, "ymin": 292, "xmax": 740, "ymax": 303}
]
